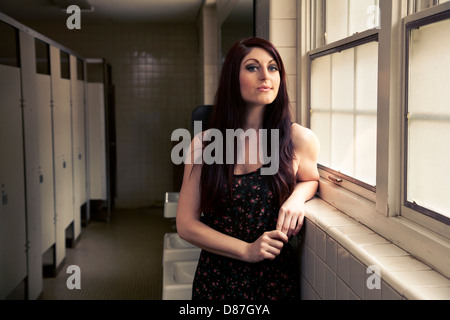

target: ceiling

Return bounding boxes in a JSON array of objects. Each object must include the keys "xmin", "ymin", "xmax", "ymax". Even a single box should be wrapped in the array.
[
  {"xmin": 0, "ymin": 0, "xmax": 253, "ymax": 24},
  {"xmin": 0, "ymin": 0, "xmax": 206, "ymax": 24}
]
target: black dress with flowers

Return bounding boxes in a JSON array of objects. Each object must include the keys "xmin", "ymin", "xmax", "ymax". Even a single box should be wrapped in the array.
[{"xmin": 192, "ymin": 167, "xmax": 300, "ymax": 300}]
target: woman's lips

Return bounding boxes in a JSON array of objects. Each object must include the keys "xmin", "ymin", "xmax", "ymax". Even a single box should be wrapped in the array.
[{"xmin": 257, "ymin": 86, "xmax": 272, "ymax": 92}]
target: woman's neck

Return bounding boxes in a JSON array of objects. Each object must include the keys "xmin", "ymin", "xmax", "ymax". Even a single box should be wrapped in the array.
[{"xmin": 243, "ymin": 105, "xmax": 264, "ymax": 131}]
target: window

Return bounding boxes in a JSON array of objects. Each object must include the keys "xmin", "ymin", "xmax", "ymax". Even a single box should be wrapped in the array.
[
  {"xmin": 309, "ymin": 0, "xmax": 380, "ymax": 198},
  {"xmin": 311, "ymin": 0, "xmax": 380, "ymax": 49},
  {"xmin": 408, "ymin": 0, "xmax": 450, "ymax": 14},
  {"xmin": 302, "ymin": 0, "xmax": 450, "ymax": 228},
  {"xmin": 404, "ymin": 9, "xmax": 450, "ymax": 224}
]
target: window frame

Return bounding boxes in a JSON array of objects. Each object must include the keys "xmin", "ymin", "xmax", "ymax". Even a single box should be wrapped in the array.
[
  {"xmin": 308, "ymin": 30, "xmax": 379, "ymax": 201},
  {"xmin": 401, "ymin": 2, "xmax": 450, "ymax": 228}
]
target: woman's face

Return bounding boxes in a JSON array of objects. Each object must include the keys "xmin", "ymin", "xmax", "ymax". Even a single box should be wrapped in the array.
[{"xmin": 239, "ymin": 47, "xmax": 281, "ymax": 109}]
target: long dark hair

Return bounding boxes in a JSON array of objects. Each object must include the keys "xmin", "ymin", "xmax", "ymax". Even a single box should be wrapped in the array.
[{"xmin": 199, "ymin": 37, "xmax": 296, "ymax": 213}]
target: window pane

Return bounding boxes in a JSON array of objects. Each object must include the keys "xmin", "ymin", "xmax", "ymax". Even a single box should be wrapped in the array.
[
  {"xmin": 319, "ymin": 0, "xmax": 380, "ymax": 46},
  {"xmin": 407, "ymin": 17, "xmax": 450, "ymax": 218},
  {"xmin": 310, "ymin": 40, "xmax": 378, "ymax": 187}
]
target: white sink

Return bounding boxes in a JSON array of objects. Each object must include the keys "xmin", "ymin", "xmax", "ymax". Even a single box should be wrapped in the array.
[
  {"xmin": 163, "ymin": 233, "xmax": 201, "ymax": 264},
  {"xmin": 162, "ymin": 260, "xmax": 198, "ymax": 300},
  {"xmin": 164, "ymin": 192, "xmax": 179, "ymax": 218}
]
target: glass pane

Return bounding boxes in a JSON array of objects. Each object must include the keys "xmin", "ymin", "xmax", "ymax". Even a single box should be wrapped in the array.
[
  {"xmin": 319, "ymin": 0, "xmax": 379, "ymax": 46},
  {"xmin": 311, "ymin": 55, "xmax": 331, "ymax": 110},
  {"xmin": 326, "ymin": 0, "xmax": 348, "ymax": 44},
  {"xmin": 310, "ymin": 40, "xmax": 378, "ymax": 187},
  {"xmin": 355, "ymin": 115, "xmax": 377, "ymax": 186},
  {"xmin": 407, "ymin": 17, "xmax": 450, "ymax": 218},
  {"xmin": 331, "ymin": 114, "xmax": 354, "ymax": 177},
  {"xmin": 349, "ymin": 0, "xmax": 380, "ymax": 35},
  {"xmin": 408, "ymin": 120, "xmax": 450, "ymax": 216},
  {"xmin": 355, "ymin": 41, "xmax": 378, "ymax": 112},
  {"xmin": 409, "ymin": 18, "xmax": 450, "ymax": 117},
  {"xmin": 311, "ymin": 112, "xmax": 331, "ymax": 167},
  {"xmin": 331, "ymin": 48, "xmax": 354, "ymax": 111}
]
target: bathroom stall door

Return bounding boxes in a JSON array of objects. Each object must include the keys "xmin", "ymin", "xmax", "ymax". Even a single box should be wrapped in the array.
[
  {"xmin": 50, "ymin": 46, "xmax": 74, "ymax": 268},
  {"xmin": 19, "ymin": 30, "xmax": 44, "ymax": 300},
  {"xmin": 70, "ymin": 55, "xmax": 86, "ymax": 241},
  {"xmin": 35, "ymin": 39, "xmax": 55, "ymax": 256},
  {"xmin": 0, "ymin": 64, "xmax": 27, "ymax": 299},
  {"xmin": 87, "ymin": 82, "xmax": 107, "ymax": 203}
]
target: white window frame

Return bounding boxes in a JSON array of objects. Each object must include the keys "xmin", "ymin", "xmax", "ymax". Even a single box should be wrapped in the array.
[
  {"xmin": 401, "ymin": 2, "xmax": 450, "ymax": 235},
  {"xmin": 298, "ymin": 0, "xmax": 450, "ymax": 277}
]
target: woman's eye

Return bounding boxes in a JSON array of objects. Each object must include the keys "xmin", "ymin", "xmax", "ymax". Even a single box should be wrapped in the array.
[
  {"xmin": 269, "ymin": 65, "xmax": 279, "ymax": 72},
  {"xmin": 246, "ymin": 65, "xmax": 258, "ymax": 72}
]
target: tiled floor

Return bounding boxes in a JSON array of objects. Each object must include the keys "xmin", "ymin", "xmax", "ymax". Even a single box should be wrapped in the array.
[{"xmin": 39, "ymin": 207, "xmax": 174, "ymax": 300}]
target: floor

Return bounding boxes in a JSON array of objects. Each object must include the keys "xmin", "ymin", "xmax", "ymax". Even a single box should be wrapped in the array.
[{"xmin": 39, "ymin": 207, "xmax": 175, "ymax": 300}]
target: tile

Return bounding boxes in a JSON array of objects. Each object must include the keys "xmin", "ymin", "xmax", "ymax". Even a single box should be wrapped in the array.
[
  {"xmin": 333, "ymin": 225, "xmax": 373, "ymax": 235},
  {"xmin": 336, "ymin": 277, "xmax": 349, "ymax": 300},
  {"xmin": 361, "ymin": 243, "xmax": 409, "ymax": 257},
  {"xmin": 270, "ymin": 0, "xmax": 297, "ymax": 19},
  {"xmin": 324, "ymin": 264, "xmax": 336, "ymax": 300},
  {"xmin": 304, "ymin": 245, "xmax": 315, "ymax": 286},
  {"xmin": 390, "ymin": 270, "xmax": 450, "ymax": 289},
  {"xmin": 314, "ymin": 255, "xmax": 325, "ymax": 299},
  {"xmin": 347, "ymin": 233, "xmax": 390, "ymax": 246},
  {"xmin": 381, "ymin": 281, "xmax": 402, "ymax": 300},
  {"xmin": 326, "ymin": 235, "xmax": 338, "ymax": 273},
  {"xmin": 304, "ymin": 218, "xmax": 316, "ymax": 249},
  {"xmin": 349, "ymin": 255, "xmax": 365, "ymax": 299},
  {"xmin": 315, "ymin": 226, "xmax": 327, "ymax": 261},
  {"xmin": 376, "ymin": 255, "xmax": 432, "ymax": 272},
  {"xmin": 276, "ymin": 47, "xmax": 296, "ymax": 75},
  {"xmin": 270, "ymin": 19, "xmax": 297, "ymax": 47},
  {"xmin": 337, "ymin": 244, "xmax": 350, "ymax": 285},
  {"xmin": 403, "ymin": 286, "xmax": 450, "ymax": 300},
  {"xmin": 300, "ymin": 275, "xmax": 315, "ymax": 300}
]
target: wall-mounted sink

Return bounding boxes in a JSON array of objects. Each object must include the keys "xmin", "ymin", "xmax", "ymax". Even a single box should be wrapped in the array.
[
  {"xmin": 163, "ymin": 233, "xmax": 201, "ymax": 264},
  {"xmin": 164, "ymin": 192, "xmax": 179, "ymax": 218},
  {"xmin": 162, "ymin": 260, "xmax": 198, "ymax": 300}
]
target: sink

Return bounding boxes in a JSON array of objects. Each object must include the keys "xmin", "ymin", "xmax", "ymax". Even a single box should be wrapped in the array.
[
  {"xmin": 162, "ymin": 260, "xmax": 198, "ymax": 300},
  {"xmin": 163, "ymin": 233, "xmax": 201, "ymax": 263},
  {"xmin": 164, "ymin": 192, "xmax": 179, "ymax": 218}
]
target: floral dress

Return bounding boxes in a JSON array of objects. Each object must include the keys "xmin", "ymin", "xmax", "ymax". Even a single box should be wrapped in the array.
[{"xmin": 192, "ymin": 167, "xmax": 300, "ymax": 300}]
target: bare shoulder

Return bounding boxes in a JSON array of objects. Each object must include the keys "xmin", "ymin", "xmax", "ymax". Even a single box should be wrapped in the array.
[{"xmin": 291, "ymin": 123, "xmax": 320, "ymax": 154}]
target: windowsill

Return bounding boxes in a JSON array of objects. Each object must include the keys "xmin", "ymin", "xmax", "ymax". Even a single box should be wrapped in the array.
[{"xmin": 304, "ymin": 195, "xmax": 450, "ymax": 300}]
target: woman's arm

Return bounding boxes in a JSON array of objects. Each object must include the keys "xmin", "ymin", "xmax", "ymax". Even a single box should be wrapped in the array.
[
  {"xmin": 276, "ymin": 123, "xmax": 320, "ymax": 238},
  {"xmin": 176, "ymin": 137, "xmax": 288, "ymax": 263}
]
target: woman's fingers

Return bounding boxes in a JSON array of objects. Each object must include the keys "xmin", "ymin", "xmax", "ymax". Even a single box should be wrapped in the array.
[{"xmin": 277, "ymin": 207, "xmax": 305, "ymax": 238}]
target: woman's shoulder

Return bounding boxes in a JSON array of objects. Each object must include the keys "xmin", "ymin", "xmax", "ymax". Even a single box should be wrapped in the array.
[{"xmin": 290, "ymin": 122, "xmax": 320, "ymax": 153}]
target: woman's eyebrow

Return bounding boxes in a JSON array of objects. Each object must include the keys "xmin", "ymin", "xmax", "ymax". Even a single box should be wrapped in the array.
[{"xmin": 243, "ymin": 58, "xmax": 276, "ymax": 65}]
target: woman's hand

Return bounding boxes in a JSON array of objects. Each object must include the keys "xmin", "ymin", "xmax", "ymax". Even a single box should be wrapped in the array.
[
  {"xmin": 277, "ymin": 196, "xmax": 306, "ymax": 238},
  {"xmin": 244, "ymin": 230, "xmax": 288, "ymax": 263}
]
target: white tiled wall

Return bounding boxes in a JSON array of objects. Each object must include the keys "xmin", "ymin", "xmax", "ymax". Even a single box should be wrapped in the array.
[
  {"xmin": 300, "ymin": 217, "xmax": 403, "ymax": 300},
  {"xmin": 255, "ymin": 0, "xmax": 298, "ymax": 120},
  {"xmin": 26, "ymin": 22, "xmax": 202, "ymax": 208}
]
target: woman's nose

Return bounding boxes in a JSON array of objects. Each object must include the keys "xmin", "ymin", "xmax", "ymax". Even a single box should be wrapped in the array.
[{"xmin": 259, "ymin": 67, "xmax": 269, "ymax": 80}]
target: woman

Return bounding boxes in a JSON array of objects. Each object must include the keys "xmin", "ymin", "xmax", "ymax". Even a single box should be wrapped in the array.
[{"xmin": 176, "ymin": 37, "xmax": 320, "ymax": 300}]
